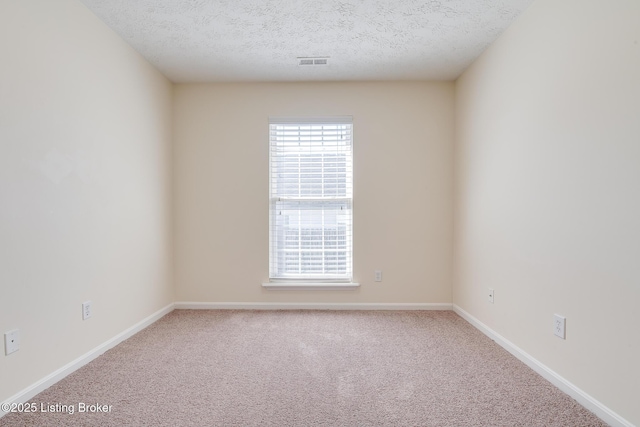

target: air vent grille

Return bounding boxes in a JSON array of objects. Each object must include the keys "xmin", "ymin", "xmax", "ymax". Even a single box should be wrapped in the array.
[{"xmin": 298, "ymin": 57, "xmax": 329, "ymax": 66}]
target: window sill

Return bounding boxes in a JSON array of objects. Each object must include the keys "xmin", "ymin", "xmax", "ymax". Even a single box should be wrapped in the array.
[{"xmin": 262, "ymin": 282, "xmax": 360, "ymax": 291}]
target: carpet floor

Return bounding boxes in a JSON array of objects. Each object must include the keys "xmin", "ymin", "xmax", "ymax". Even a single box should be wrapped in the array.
[{"xmin": 0, "ymin": 310, "xmax": 607, "ymax": 426}]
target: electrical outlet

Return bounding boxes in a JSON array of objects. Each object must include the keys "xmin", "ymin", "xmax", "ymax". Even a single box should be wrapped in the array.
[
  {"xmin": 488, "ymin": 288, "xmax": 494, "ymax": 303},
  {"xmin": 82, "ymin": 301, "xmax": 92, "ymax": 320},
  {"xmin": 4, "ymin": 329, "xmax": 20, "ymax": 355},
  {"xmin": 374, "ymin": 270, "xmax": 382, "ymax": 282},
  {"xmin": 554, "ymin": 314, "xmax": 566, "ymax": 339}
]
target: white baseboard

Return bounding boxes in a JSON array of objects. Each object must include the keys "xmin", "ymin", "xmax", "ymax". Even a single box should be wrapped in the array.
[
  {"xmin": 453, "ymin": 304, "xmax": 632, "ymax": 427},
  {"xmin": 0, "ymin": 303, "xmax": 174, "ymax": 419},
  {"xmin": 175, "ymin": 301, "xmax": 452, "ymax": 311}
]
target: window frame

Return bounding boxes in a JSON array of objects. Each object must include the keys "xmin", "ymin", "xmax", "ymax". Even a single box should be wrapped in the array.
[{"xmin": 265, "ymin": 117, "xmax": 357, "ymax": 288}]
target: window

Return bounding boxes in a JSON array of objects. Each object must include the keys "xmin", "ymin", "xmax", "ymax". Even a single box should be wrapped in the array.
[{"xmin": 268, "ymin": 117, "xmax": 353, "ymax": 282}]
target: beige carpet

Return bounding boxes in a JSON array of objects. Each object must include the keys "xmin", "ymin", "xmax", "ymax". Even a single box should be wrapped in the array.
[{"xmin": 0, "ymin": 310, "xmax": 607, "ymax": 426}]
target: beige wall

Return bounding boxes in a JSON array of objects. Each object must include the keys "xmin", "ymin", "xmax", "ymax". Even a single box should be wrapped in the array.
[
  {"xmin": 174, "ymin": 82, "xmax": 454, "ymax": 303},
  {"xmin": 0, "ymin": 0, "xmax": 174, "ymax": 402},
  {"xmin": 454, "ymin": 0, "xmax": 640, "ymax": 424}
]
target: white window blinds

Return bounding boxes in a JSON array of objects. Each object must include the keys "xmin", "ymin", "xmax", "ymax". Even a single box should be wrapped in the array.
[{"xmin": 269, "ymin": 118, "xmax": 353, "ymax": 281}]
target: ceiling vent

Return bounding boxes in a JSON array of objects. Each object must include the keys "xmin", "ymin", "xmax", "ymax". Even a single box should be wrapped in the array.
[{"xmin": 298, "ymin": 57, "xmax": 329, "ymax": 66}]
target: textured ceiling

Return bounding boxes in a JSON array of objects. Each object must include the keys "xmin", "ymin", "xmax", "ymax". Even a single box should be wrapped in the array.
[{"xmin": 79, "ymin": 0, "xmax": 534, "ymax": 83}]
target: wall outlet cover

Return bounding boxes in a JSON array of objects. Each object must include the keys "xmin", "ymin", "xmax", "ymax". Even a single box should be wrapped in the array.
[
  {"xmin": 374, "ymin": 270, "xmax": 382, "ymax": 282},
  {"xmin": 554, "ymin": 314, "xmax": 566, "ymax": 339},
  {"xmin": 4, "ymin": 329, "xmax": 20, "ymax": 355},
  {"xmin": 82, "ymin": 301, "xmax": 92, "ymax": 320}
]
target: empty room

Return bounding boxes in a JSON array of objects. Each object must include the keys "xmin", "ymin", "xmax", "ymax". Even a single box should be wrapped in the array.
[{"xmin": 1, "ymin": 0, "xmax": 638, "ymax": 425}]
